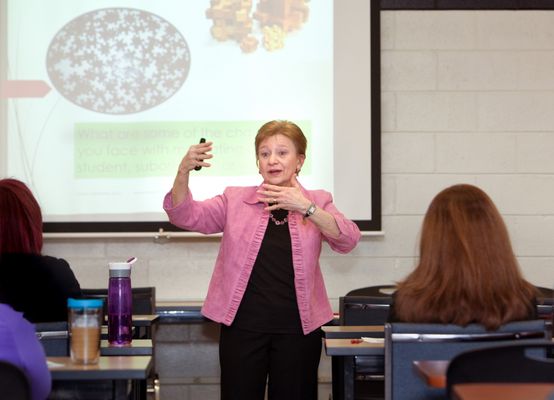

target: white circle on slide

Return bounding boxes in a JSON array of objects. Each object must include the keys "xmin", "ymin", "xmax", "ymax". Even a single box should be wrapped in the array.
[{"xmin": 46, "ymin": 8, "xmax": 191, "ymax": 114}]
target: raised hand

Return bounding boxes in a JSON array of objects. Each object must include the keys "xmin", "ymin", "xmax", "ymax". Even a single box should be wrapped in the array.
[
  {"xmin": 172, "ymin": 140, "xmax": 213, "ymax": 206},
  {"xmin": 178, "ymin": 140, "xmax": 213, "ymax": 173}
]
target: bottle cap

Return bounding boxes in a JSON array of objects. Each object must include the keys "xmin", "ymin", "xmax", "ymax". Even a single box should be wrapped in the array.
[
  {"xmin": 67, "ymin": 298, "xmax": 103, "ymax": 309},
  {"xmin": 109, "ymin": 262, "xmax": 131, "ymax": 270},
  {"xmin": 108, "ymin": 262, "xmax": 131, "ymax": 278}
]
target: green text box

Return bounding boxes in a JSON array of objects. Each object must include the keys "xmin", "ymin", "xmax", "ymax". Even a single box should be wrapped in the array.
[{"xmin": 75, "ymin": 121, "xmax": 311, "ymax": 179}]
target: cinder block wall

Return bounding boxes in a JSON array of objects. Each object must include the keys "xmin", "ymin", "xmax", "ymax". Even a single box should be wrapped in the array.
[{"xmin": 43, "ymin": 10, "xmax": 554, "ymax": 400}]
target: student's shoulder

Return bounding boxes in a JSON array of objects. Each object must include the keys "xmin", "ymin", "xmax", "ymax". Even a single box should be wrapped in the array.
[
  {"xmin": 0, "ymin": 303, "xmax": 32, "ymax": 331},
  {"xmin": 0, "ymin": 252, "xmax": 65, "ymax": 264},
  {"xmin": 0, "ymin": 252, "xmax": 47, "ymax": 271},
  {"xmin": 36, "ymin": 255, "xmax": 71, "ymax": 270}
]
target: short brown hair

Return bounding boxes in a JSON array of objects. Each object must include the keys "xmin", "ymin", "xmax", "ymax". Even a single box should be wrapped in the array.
[
  {"xmin": 255, "ymin": 120, "xmax": 307, "ymax": 159},
  {"xmin": 394, "ymin": 184, "xmax": 537, "ymax": 330}
]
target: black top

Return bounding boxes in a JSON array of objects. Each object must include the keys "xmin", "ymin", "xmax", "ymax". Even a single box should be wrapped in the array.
[
  {"xmin": 233, "ymin": 209, "xmax": 302, "ymax": 334},
  {"xmin": 0, "ymin": 253, "xmax": 82, "ymax": 322}
]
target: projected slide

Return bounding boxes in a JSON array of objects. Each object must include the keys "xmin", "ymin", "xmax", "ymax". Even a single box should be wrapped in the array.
[
  {"xmin": 46, "ymin": 8, "xmax": 192, "ymax": 115},
  {"xmin": 1, "ymin": 0, "xmax": 377, "ymax": 230}
]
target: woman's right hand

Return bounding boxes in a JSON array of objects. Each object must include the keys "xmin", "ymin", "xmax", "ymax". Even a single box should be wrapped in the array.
[
  {"xmin": 172, "ymin": 141, "xmax": 213, "ymax": 206},
  {"xmin": 178, "ymin": 140, "xmax": 213, "ymax": 174}
]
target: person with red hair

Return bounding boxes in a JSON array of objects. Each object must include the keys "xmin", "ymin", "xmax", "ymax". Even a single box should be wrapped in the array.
[
  {"xmin": 389, "ymin": 184, "xmax": 538, "ymax": 330},
  {"xmin": 0, "ymin": 178, "xmax": 81, "ymax": 322}
]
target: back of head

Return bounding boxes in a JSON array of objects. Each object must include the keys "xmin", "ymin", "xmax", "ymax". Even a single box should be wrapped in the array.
[
  {"xmin": 0, "ymin": 179, "xmax": 43, "ymax": 254},
  {"xmin": 395, "ymin": 184, "xmax": 537, "ymax": 329}
]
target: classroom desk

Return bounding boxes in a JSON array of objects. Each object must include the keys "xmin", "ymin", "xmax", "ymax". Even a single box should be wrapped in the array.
[
  {"xmin": 130, "ymin": 314, "xmax": 160, "ymax": 325},
  {"xmin": 324, "ymin": 325, "xmax": 554, "ymax": 400},
  {"xmin": 103, "ymin": 314, "xmax": 160, "ymax": 339},
  {"xmin": 322, "ymin": 325, "xmax": 384, "ymax": 355},
  {"xmin": 155, "ymin": 301, "xmax": 205, "ymax": 323},
  {"xmin": 100, "ymin": 339, "xmax": 153, "ymax": 356},
  {"xmin": 101, "ymin": 314, "xmax": 159, "ymax": 325},
  {"xmin": 412, "ymin": 359, "xmax": 554, "ymax": 399},
  {"xmin": 453, "ymin": 383, "xmax": 554, "ymax": 400},
  {"xmin": 132, "ymin": 314, "xmax": 160, "ymax": 339},
  {"xmin": 322, "ymin": 325, "xmax": 385, "ymax": 400},
  {"xmin": 48, "ymin": 355, "xmax": 152, "ymax": 400},
  {"xmin": 322, "ymin": 325, "xmax": 384, "ymax": 339},
  {"xmin": 412, "ymin": 360, "xmax": 449, "ymax": 389},
  {"xmin": 101, "ymin": 325, "xmax": 136, "ymax": 339},
  {"xmin": 324, "ymin": 338, "xmax": 384, "ymax": 356}
]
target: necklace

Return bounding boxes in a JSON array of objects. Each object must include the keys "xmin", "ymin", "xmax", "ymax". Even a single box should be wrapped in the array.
[{"xmin": 269, "ymin": 212, "xmax": 288, "ymax": 225}]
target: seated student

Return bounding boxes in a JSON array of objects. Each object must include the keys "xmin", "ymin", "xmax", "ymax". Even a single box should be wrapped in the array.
[
  {"xmin": 0, "ymin": 302, "xmax": 51, "ymax": 400},
  {"xmin": 0, "ymin": 178, "xmax": 81, "ymax": 322},
  {"xmin": 389, "ymin": 184, "xmax": 538, "ymax": 330}
]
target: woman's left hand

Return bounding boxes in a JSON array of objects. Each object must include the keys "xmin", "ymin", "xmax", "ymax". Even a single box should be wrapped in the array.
[{"xmin": 257, "ymin": 175, "xmax": 311, "ymax": 214}]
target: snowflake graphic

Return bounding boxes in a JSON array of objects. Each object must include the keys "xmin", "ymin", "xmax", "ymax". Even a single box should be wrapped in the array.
[{"xmin": 46, "ymin": 8, "xmax": 191, "ymax": 114}]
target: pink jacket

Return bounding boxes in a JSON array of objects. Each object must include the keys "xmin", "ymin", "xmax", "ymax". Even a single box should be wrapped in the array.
[{"xmin": 163, "ymin": 184, "xmax": 361, "ymax": 334}]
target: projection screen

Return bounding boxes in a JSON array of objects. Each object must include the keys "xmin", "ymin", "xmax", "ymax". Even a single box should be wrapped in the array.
[{"xmin": 0, "ymin": 0, "xmax": 381, "ymax": 233}]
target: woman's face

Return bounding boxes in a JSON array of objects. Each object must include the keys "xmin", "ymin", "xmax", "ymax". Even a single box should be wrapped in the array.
[{"xmin": 257, "ymin": 134, "xmax": 305, "ymax": 187}]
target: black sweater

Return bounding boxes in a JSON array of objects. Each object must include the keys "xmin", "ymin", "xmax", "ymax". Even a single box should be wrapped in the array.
[{"xmin": 0, "ymin": 253, "xmax": 82, "ymax": 322}]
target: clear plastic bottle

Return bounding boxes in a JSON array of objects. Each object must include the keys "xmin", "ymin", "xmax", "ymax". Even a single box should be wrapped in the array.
[
  {"xmin": 68, "ymin": 298, "xmax": 103, "ymax": 364},
  {"xmin": 107, "ymin": 262, "xmax": 132, "ymax": 345}
]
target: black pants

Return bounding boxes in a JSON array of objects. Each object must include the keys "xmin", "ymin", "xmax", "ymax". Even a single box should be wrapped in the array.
[{"xmin": 219, "ymin": 324, "xmax": 322, "ymax": 400}]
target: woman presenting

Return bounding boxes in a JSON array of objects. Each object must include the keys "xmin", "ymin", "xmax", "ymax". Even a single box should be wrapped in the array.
[{"xmin": 164, "ymin": 120, "xmax": 361, "ymax": 400}]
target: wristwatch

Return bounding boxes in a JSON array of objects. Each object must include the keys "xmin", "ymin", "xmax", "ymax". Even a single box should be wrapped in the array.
[{"xmin": 304, "ymin": 203, "xmax": 317, "ymax": 218}]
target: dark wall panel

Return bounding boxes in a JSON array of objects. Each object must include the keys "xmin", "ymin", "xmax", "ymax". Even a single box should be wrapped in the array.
[{"xmin": 381, "ymin": 0, "xmax": 554, "ymax": 9}]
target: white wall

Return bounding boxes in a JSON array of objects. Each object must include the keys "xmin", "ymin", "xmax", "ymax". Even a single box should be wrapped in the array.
[{"xmin": 44, "ymin": 10, "xmax": 554, "ymax": 308}]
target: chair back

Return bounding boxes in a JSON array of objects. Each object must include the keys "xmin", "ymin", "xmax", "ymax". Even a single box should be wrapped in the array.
[
  {"xmin": 346, "ymin": 285, "xmax": 397, "ymax": 298},
  {"xmin": 384, "ymin": 319, "xmax": 549, "ymax": 400},
  {"xmin": 0, "ymin": 360, "xmax": 31, "ymax": 400},
  {"xmin": 446, "ymin": 342, "xmax": 554, "ymax": 398},
  {"xmin": 338, "ymin": 290, "xmax": 394, "ymax": 400},
  {"xmin": 340, "ymin": 295, "xmax": 392, "ymax": 326},
  {"xmin": 535, "ymin": 285, "xmax": 554, "ymax": 320},
  {"xmin": 34, "ymin": 321, "xmax": 69, "ymax": 356}
]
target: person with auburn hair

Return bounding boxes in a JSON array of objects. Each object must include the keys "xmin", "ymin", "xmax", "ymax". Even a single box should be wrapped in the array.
[
  {"xmin": 164, "ymin": 120, "xmax": 361, "ymax": 400},
  {"xmin": 0, "ymin": 178, "xmax": 82, "ymax": 322},
  {"xmin": 389, "ymin": 184, "xmax": 538, "ymax": 330}
]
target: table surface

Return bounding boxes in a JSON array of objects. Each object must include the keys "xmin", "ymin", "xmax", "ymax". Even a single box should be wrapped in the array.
[
  {"xmin": 100, "ymin": 339, "xmax": 153, "ymax": 356},
  {"xmin": 323, "ymin": 325, "xmax": 385, "ymax": 356},
  {"xmin": 322, "ymin": 325, "xmax": 385, "ymax": 342},
  {"xmin": 323, "ymin": 326, "xmax": 554, "ymax": 357},
  {"xmin": 130, "ymin": 314, "xmax": 159, "ymax": 326},
  {"xmin": 453, "ymin": 383, "xmax": 554, "ymax": 400},
  {"xmin": 413, "ymin": 360, "xmax": 449, "ymax": 389},
  {"xmin": 322, "ymin": 325, "xmax": 384, "ymax": 334},
  {"xmin": 47, "ymin": 355, "xmax": 152, "ymax": 380},
  {"xmin": 101, "ymin": 325, "xmax": 135, "ymax": 336},
  {"xmin": 102, "ymin": 314, "xmax": 159, "ymax": 326},
  {"xmin": 414, "ymin": 361, "xmax": 554, "ymax": 397},
  {"xmin": 324, "ymin": 338, "xmax": 384, "ymax": 356}
]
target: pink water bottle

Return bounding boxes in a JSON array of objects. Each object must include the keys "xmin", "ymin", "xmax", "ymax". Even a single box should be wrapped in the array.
[{"xmin": 108, "ymin": 261, "xmax": 133, "ymax": 345}]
